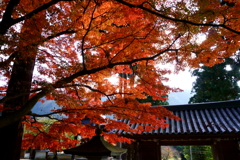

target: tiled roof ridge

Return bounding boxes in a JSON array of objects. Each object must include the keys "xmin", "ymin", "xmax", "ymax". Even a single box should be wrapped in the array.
[
  {"xmin": 117, "ymin": 100, "xmax": 240, "ymax": 135},
  {"xmin": 153, "ymin": 100, "xmax": 240, "ymax": 111}
]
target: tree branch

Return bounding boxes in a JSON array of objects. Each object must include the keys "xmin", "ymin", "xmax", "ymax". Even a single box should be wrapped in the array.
[
  {"xmin": 44, "ymin": 29, "xmax": 76, "ymax": 43},
  {"xmin": 0, "ymin": 89, "xmax": 51, "ymax": 128},
  {"xmin": 0, "ymin": 0, "xmax": 76, "ymax": 35},
  {"xmin": 114, "ymin": 0, "xmax": 240, "ymax": 35},
  {"xmin": 54, "ymin": 34, "xmax": 181, "ymax": 86},
  {"xmin": 0, "ymin": 51, "xmax": 18, "ymax": 68},
  {"xmin": 81, "ymin": 3, "xmax": 98, "ymax": 70},
  {"xmin": 54, "ymin": 48, "xmax": 176, "ymax": 86},
  {"xmin": 0, "ymin": 36, "xmax": 179, "ymax": 128},
  {"xmin": 0, "ymin": 29, "xmax": 76, "ymax": 69},
  {"xmin": 0, "ymin": 0, "xmax": 20, "ymax": 35}
]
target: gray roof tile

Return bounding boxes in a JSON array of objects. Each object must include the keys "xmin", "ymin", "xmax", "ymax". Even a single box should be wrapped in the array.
[{"xmin": 119, "ymin": 100, "xmax": 240, "ymax": 135}]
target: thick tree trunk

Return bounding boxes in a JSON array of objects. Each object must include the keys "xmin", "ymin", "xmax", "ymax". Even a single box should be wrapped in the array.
[
  {"xmin": 0, "ymin": 121, "xmax": 24, "ymax": 159},
  {"xmin": 0, "ymin": 53, "xmax": 36, "ymax": 160},
  {"xmin": 0, "ymin": 12, "xmax": 44, "ymax": 158}
]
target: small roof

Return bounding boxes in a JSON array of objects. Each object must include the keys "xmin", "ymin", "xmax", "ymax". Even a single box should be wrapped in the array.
[
  {"xmin": 117, "ymin": 100, "xmax": 240, "ymax": 136},
  {"xmin": 64, "ymin": 129, "xmax": 127, "ymax": 157}
]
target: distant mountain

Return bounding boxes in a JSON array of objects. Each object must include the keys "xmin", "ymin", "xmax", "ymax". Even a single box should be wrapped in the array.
[
  {"xmin": 31, "ymin": 99, "xmax": 60, "ymax": 115},
  {"xmin": 31, "ymin": 90, "xmax": 192, "ymax": 114},
  {"xmin": 167, "ymin": 90, "xmax": 192, "ymax": 105}
]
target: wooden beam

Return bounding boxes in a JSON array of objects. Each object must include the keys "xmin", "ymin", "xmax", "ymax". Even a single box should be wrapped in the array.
[
  {"xmin": 159, "ymin": 141, "xmax": 214, "ymax": 146},
  {"xmin": 125, "ymin": 133, "xmax": 240, "ymax": 141}
]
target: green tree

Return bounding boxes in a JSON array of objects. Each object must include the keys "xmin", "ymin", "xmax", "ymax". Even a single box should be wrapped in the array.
[
  {"xmin": 173, "ymin": 146, "xmax": 187, "ymax": 160},
  {"xmin": 137, "ymin": 95, "xmax": 169, "ymax": 105},
  {"xmin": 183, "ymin": 146, "xmax": 213, "ymax": 160},
  {"xmin": 189, "ymin": 57, "xmax": 240, "ymax": 103},
  {"xmin": 187, "ymin": 57, "xmax": 240, "ymax": 160}
]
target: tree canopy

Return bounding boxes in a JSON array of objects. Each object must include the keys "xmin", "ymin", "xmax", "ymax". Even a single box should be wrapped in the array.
[
  {"xmin": 0, "ymin": 0, "xmax": 239, "ymax": 157},
  {"xmin": 137, "ymin": 95, "xmax": 169, "ymax": 105},
  {"xmin": 187, "ymin": 56, "xmax": 240, "ymax": 160},
  {"xmin": 189, "ymin": 56, "xmax": 240, "ymax": 103},
  {"xmin": 183, "ymin": 146, "xmax": 213, "ymax": 160}
]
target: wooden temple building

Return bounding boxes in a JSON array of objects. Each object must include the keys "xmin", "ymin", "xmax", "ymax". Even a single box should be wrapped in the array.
[{"xmin": 117, "ymin": 100, "xmax": 240, "ymax": 160}]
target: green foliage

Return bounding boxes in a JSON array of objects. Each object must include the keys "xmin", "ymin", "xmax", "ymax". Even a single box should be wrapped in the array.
[
  {"xmin": 183, "ymin": 146, "xmax": 213, "ymax": 160},
  {"xmin": 137, "ymin": 95, "xmax": 169, "ymax": 105},
  {"xmin": 187, "ymin": 57, "xmax": 240, "ymax": 160},
  {"xmin": 173, "ymin": 146, "xmax": 187, "ymax": 160},
  {"xmin": 189, "ymin": 57, "xmax": 240, "ymax": 103},
  {"xmin": 161, "ymin": 146, "xmax": 180, "ymax": 160}
]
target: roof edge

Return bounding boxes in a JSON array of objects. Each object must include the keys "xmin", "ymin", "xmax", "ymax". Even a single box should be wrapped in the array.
[{"xmin": 152, "ymin": 100, "xmax": 240, "ymax": 111}]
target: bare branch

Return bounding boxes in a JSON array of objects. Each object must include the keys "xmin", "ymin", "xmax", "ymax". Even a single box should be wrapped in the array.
[{"xmin": 81, "ymin": 3, "xmax": 98, "ymax": 70}]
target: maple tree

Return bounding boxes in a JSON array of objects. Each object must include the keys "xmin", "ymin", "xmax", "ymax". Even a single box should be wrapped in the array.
[{"xmin": 0, "ymin": 0, "xmax": 239, "ymax": 159}]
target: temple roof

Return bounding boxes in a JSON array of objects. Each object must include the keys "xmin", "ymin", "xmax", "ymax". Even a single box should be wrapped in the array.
[{"xmin": 117, "ymin": 100, "xmax": 240, "ymax": 136}]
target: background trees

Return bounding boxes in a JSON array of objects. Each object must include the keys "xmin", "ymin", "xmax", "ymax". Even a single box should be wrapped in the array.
[
  {"xmin": 189, "ymin": 56, "xmax": 240, "ymax": 103},
  {"xmin": 137, "ymin": 95, "xmax": 169, "ymax": 105},
  {"xmin": 0, "ymin": 0, "xmax": 239, "ymax": 159},
  {"xmin": 187, "ymin": 54, "xmax": 240, "ymax": 160},
  {"xmin": 161, "ymin": 146, "xmax": 180, "ymax": 160},
  {"xmin": 183, "ymin": 146, "xmax": 213, "ymax": 160}
]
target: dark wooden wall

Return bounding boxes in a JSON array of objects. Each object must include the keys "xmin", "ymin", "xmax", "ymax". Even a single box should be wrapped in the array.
[{"xmin": 123, "ymin": 139, "xmax": 240, "ymax": 160}]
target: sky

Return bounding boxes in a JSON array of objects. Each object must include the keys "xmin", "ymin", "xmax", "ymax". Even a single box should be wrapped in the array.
[
  {"xmin": 106, "ymin": 63, "xmax": 197, "ymax": 91},
  {"xmin": 158, "ymin": 62, "xmax": 196, "ymax": 91},
  {"xmin": 164, "ymin": 69, "xmax": 196, "ymax": 90},
  {"xmin": 107, "ymin": 64, "xmax": 196, "ymax": 105},
  {"xmin": 160, "ymin": 64, "xmax": 196, "ymax": 105},
  {"xmin": 165, "ymin": 70, "xmax": 195, "ymax": 105}
]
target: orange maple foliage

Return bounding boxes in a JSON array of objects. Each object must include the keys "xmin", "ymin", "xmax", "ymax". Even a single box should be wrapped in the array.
[{"xmin": 0, "ymin": 0, "xmax": 239, "ymax": 153}]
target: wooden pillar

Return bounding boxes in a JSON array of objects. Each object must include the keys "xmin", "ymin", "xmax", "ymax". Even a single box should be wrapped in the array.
[
  {"xmin": 138, "ymin": 141, "xmax": 159, "ymax": 160},
  {"xmin": 126, "ymin": 142, "xmax": 135, "ymax": 160},
  {"xmin": 211, "ymin": 140, "xmax": 240, "ymax": 160},
  {"xmin": 120, "ymin": 143, "xmax": 128, "ymax": 160},
  {"xmin": 71, "ymin": 154, "xmax": 75, "ymax": 160},
  {"xmin": 86, "ymin": 156, "xmax": 102, "ymax": 160},
  {"xmin": 29, "ymin": 149, "xmax": 36, "ymax": 159},
  {"xmin": 20, "ymin": 149, "xmax": 25, "ymax": 158},
  {"xmin": 157, "ymin": 141, "xmax": 161, "ymax": 160},
  {"xmin": 126, "ymin": 145, "xmax": 131, "ymax": 160},
  {"xmin": 133, "ymin": 141, "xmax": 139, "ymax": 160}
]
